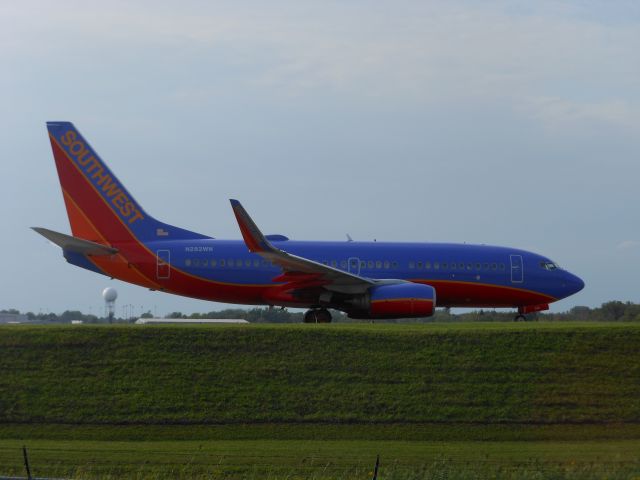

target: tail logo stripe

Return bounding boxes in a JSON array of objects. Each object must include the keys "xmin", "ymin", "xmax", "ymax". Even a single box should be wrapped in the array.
[{"xmin": 57, "ymin": 130, "xmax": 144, "ymax": 225}]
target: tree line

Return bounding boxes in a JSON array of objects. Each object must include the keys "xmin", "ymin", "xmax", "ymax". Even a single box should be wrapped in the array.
[
  {"xmin": 429, "ymin": 301, "xmax": 640, "ymax": 322},
  {"xmin": 2, "ymin": 301, "xmax": 640, "ymax": 323}
]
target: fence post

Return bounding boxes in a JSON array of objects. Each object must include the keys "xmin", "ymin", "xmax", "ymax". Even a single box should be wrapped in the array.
[
  {"xmin": 22, "ymin": 446, "xmax": 32, "ymax": 480},
  {"xmin": 372, "ymin": 454, "xmax": 379, "ymax": 480}
]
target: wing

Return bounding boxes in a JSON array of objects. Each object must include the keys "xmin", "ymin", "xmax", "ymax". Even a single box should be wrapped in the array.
[{"xmin": 230, "ymin": 199, "xmax": 379, "ymax": 295}]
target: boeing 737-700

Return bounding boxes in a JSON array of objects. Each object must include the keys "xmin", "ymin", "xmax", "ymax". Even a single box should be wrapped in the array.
[{"xmin": 34, "ymin": 122, "xmax": 584, "ymax": 322}]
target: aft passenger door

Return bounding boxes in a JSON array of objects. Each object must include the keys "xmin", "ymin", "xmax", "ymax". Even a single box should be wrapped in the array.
[
  {"xmin": 510, "ymin": 254, "xmax": 523, "ymax": 283},
  {"xmin": 156, "ymin": 249, "xmax": 171, "ymax": 280}
]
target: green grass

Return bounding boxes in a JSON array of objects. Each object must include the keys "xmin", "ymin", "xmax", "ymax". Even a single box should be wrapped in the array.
[
  {"xmin": 1, "ymin": 439, "xmax": 640, "ymax": 479},
  {"xmin": 1, "ymin": 322, "xmax": 640, "ymax": 477},
  {"xmin": 2, "ymin": 323, "xmax": 640, "ymax": 428},
  {"xmin": 4, "ymin": 422, "xmax": 640, "ymax": 442}
]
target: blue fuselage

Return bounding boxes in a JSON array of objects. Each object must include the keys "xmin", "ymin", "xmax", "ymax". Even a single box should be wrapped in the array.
[{"xmin": 117, "ymin": 238, "xmax": 584, "ymax": 308}]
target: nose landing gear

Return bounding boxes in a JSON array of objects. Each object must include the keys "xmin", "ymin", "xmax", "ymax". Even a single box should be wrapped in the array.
[
  {"xmin": 515, "ymin": 304, "xmax": 548, "ymax": 321},
  {"xmin": 303, "ymin": 308, "xmax": 332, "ymax": 323}
]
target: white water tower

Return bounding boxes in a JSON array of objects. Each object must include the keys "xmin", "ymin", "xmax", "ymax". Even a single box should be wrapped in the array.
[{"xmin": 103, "ymin": 287, "xmax": 118, "ymax": 323}]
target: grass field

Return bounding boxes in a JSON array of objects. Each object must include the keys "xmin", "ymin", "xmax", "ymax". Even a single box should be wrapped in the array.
[
  {"xmin": 0, "ymin": 440, "xmax": 640, "ymax": 479},
  {"xmin": 1, "ymin": 322, "xmax": 639, "ymax": 478},
  {"xmin": 1, "ymin": 439, "xmax": 639, "ymax": 479}
]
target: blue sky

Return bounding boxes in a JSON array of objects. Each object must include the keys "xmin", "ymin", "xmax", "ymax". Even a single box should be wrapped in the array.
[{"xmin": 1, "ymin": 1, "xmax": 639, "ymax": 316}]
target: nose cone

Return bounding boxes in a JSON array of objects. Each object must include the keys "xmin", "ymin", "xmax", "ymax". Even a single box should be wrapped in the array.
[{"xmin": 564, "ymin": 272, "xmax": 585, "ymax": 296}]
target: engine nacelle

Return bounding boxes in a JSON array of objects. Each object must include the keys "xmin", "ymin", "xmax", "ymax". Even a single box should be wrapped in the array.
[{"xmin": 349, "ymin": 283, "xmax": 436, "ymax": 319}]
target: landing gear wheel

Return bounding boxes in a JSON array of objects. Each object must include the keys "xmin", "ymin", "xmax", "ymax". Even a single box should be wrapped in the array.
[
  {"xmin": 303, "ymin": 308, "xmax": 332, "ymax": 323},
  {"xmin": 514, "ymin": 314, "xmax": 526, "ymax": 322}
]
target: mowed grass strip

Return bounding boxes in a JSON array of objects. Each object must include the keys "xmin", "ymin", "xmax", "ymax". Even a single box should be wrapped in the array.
[
  {"xmin": 0, "ymin": 439, "xmax": 639, "ymax": 479},
  {"xmin": 1, "ymin": 323, "xmax": 639, "ymax": 429}
]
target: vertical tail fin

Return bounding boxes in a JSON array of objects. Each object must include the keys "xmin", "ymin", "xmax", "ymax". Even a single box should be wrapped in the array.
[{"xmin": 46, "ymin": 121, "xmax": 208, "ymax": 245}]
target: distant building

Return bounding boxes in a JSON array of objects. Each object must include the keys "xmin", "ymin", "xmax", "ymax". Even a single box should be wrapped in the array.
[
  {"xmin": 135, "ymin": 318, "xmax": 249, "ymax": 325},
  {"xmin": 0, "ymin": 313, "xmax": 28, "ymax": 324}
]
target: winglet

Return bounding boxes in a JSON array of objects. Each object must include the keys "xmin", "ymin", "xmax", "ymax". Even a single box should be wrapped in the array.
[{"xmin": 229, "ymin": 199, "xmax": 276, "ymax": 253}]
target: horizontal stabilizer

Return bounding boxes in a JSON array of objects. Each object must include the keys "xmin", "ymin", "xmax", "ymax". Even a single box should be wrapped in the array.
[{"xmin": 32, "ymin": 227, "xmax": 118, "ymax": 256}]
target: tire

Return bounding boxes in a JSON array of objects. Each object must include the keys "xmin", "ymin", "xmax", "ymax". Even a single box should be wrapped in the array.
[{"xmin": 303, "ymin": 309, "xmax": 332, "ymax": 323}]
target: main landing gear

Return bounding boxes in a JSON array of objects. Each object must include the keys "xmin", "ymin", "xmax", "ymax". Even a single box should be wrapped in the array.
[
  {"xmin": 303, "ymin": 308, "xmax": 332, "ymax": 323},
  {"xmin": 514, "ymin": 314, "xmax": 527, "ymax": 321}
]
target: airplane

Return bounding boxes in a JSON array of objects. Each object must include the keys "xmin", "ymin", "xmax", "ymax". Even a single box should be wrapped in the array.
[{"xmin": 34, "ymin": 122, "xmax": 584, "ymax": 323}]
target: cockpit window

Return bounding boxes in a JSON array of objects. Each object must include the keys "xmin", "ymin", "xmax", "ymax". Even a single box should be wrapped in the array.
[{"xmin": 540, "ymin": 261, "xmax": 560, "ymax": 271}]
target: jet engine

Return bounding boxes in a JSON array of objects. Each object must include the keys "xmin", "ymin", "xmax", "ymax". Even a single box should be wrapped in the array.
[{"xmin": 347, "ymin": 283, "xmax": 436, "ymax": 319}]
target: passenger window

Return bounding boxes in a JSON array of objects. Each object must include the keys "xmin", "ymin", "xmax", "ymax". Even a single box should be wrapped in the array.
[
  {"xmin": 459, "ymin": 263, "xmax": 465, "ymax": 270},
  {"xmin": 220, "ymin": 259, "xmax": 226, "ymax": 267},
  {"xmin": 500, "ymin": 263, "xmax": 505, "ymax": 270},
  {"xmin": 442, "ymin": 262, "xmax": 448, "ymax": 270},
  {"xmin": 331, "ymin": 260, "xmax": 337, "ymax": 268},
  {"xmin": 193, "ymin": 259, "xmax": 200, "ymax": 267},
  {"xmin": 227, "ymin": 259, "xmax": 234, "ymax": 267},
  {"xmin": 368, "ymin": 260, "xmax": 374, "ymax": 269},
  {"xmin": 245, "ymin": 259, "xmax": 251, "ymax": 267},
  {"xmin": 392, "ymin": 261, "xmax": 398, "ymax": 268},
  {"xmin": 491, "ymin": 263, "xmax": 497, "ymax": 270},
  {"xmin": 360, "ymin": 261, "xmax": 366, "ymax": 268},
  {"xmin": 340, "ymin": 260, "xmax": 347, "ymax": 269},
  {"xmin": 185, "ymin": 259, "xmax": 192, "ymax": 266},
  {"xmin": 425, "ymin": 261, "xmax": 431, "ymax": 269},
  {"xmin": 417, "ymin": 261, "xmax": 423, "ymax": 269},
  {"xmin": 384, "ymin": 261, "xmax": 390, "ymax": 269},
  {"xmin": 450, "ymin": 263, "xmax": 457, "ymax": 270},
  {"xmin": 409, "ymin": 261, "xmax": 415, "ymax": 269},
  {"xmin": 202, "ymin": 259, "xmax": 208, "ymax": 267},
  {"xmin": 211, "ymin": 259, "xmax": 217, "ymax": 267},
  {"xmin": 467, "ymin": 263, "xmax": 472, "ymax": 271},
  {"xmin": 253, "ymin": 259, "xmax": 260, "ymax": 267},
  {"xmin": 476, "ymin": 263, "xmax": 481, "ymax": 270},
  {"xmin": 483, "ymin": 263, "xmax": 489, "ymax": 270},
  {"xmin": 434, "ymin": 262, "xmax": 440, "ymax": 270},
  {"xmin": 376, "ymin": 261, "xmax": 382, "ymax": 268}
]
